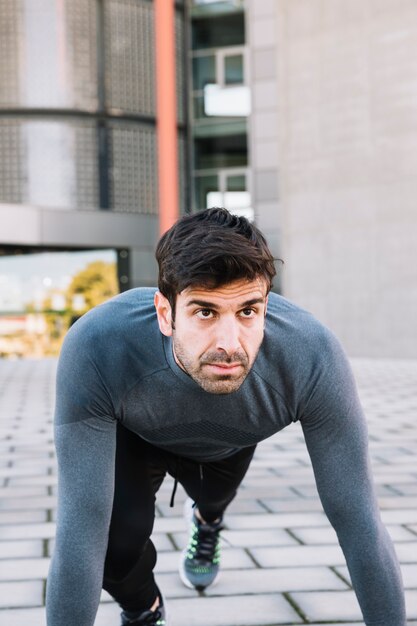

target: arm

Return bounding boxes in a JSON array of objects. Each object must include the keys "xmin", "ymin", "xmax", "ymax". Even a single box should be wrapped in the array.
[
  {"xmin": 300, "ymin": 335, "xmax": 406, "ymax": 626},
  {"xmin": 46, "ymin": 324, "xmax": 117, "ymax": 626}
]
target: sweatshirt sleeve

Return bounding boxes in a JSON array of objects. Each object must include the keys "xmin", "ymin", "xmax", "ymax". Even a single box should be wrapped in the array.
[
  {"xmin": 46, "ymin": 322, "xmax": 117, "ymax": 626},
  {"xmin": 299, "ymin": 331, "xmax": 406, "ymax": 626}
]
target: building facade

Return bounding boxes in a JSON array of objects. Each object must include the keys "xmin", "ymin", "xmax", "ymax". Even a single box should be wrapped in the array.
[
  {"xmin": 1, "ymin": 0, "xmax": 417, "ymax": 358},
  {"xmin": 0, "ymin": 0, "xmax": 188, "ymax": 290},
  {"xmin": 245, "ymin": 0, "xmax": 417, "ymax": 358}
]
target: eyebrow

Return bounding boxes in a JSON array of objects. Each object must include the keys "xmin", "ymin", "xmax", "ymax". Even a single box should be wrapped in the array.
[{"xmin": 185, "ymin": 297, "xmax": 266, "ymax": 309}]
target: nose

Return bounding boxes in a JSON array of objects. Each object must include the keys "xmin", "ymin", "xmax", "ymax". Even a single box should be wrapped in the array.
[{"xmin": 214, "ymin": 316, "xmax": 241, "ymax": 356}]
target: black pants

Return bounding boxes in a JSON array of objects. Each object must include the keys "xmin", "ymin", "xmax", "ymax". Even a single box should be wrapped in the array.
[{"xmin": 102, "ymin": 424, "xmax": 256, "ymax": 612}]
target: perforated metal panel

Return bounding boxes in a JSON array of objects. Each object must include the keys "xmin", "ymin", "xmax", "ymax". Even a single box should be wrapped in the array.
[
  {"xmin": 73, "ymin": 121, "xmax": 100, "ymax": 209},
  {"xmin": 109, "ymin": 121, "xmax": 157, "ymax": 214},
  {"xmin": 0, "ymin": 120, "xmax": 24, "ymax": 203},
  {"xmin": 105, "ymin": 0, "xmax": 156, "ymax": 116},
  {"xmin": 0, "ymin": 1, "xmax": 23, "ymax": 108},
  {"xmin": 64, "ymin": 0, "xmax": 98, "ymax": 111}
]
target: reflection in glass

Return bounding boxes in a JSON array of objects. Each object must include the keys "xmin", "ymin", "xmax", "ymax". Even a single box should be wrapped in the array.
[
  {"xmin": 194, "ymin": 173, "xmax": 218, "ymax": 210},
  {"xmin": 224, "ymin": 54, "xmax": 243, "ymax": 85},
  {"xmin": 192, "ymin": 55, "xmax": 216, "ymax": 91},
  {"xmin": 0, "ymin": 249, "xmax": 118, "ymax": 358}
]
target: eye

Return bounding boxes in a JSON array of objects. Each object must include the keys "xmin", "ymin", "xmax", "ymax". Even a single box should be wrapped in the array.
[
  {"xmin": 196, "ymin": 308, "xmax": 214, "ymax": 319},
  {"xmin": 240, "ymin": 308, "xmax": 256, "ymax": 318}
]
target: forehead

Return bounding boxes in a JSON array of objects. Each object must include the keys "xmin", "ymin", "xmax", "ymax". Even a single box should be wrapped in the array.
[{"xmin": 178, "ymin": 278, "xmax": 268, "ymax": 304}]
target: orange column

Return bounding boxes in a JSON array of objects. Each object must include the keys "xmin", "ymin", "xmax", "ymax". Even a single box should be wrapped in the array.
[{"xmin": 155, "ymin": 0, "xmax": 179, "ymax": 235}]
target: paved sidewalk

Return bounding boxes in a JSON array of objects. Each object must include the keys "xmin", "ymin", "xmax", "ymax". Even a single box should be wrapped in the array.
[{"xmin": 0, "ymin": 357, "xmax": 416, "ymax": 625}]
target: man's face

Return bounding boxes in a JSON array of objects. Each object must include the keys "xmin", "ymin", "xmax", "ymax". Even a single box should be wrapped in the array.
[{"xmin": 154, "ymin": 278, "xmax": 268, "ymax": 394}]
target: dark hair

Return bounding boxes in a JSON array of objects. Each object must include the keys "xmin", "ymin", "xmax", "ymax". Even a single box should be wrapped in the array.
[{"xmin": 156, "ymin": 208, "xmax": 277, "ymax": 314}]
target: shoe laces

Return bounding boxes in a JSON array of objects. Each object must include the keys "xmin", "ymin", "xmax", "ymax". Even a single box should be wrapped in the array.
[{"xmin": 187, "ymin": 516, "xmax": 223, "ymax": 563}]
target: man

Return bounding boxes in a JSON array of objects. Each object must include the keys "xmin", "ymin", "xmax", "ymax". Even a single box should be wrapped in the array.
[{"xmin": 47, "ymin": 208, "xmax": 406, "ymax": 626}]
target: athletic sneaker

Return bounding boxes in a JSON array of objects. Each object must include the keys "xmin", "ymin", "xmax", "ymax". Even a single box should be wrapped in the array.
[
  {"xmin": 179, "ymin": 501, "xmax": 223, "ymax": 590},
  {"xmin": 120, "ymin": 589, "xmax": 167, "ymax": 625}
]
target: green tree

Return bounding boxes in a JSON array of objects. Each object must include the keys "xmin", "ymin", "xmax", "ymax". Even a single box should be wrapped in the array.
[{"xmin": 66, "ymin": 261, "xmax": 118, "ymax": 312}]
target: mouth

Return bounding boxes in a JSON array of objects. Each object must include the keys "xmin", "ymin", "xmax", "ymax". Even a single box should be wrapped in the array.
[{"xmin": 204, "ymin": 363, "xmax": 243, "ymax": 375}]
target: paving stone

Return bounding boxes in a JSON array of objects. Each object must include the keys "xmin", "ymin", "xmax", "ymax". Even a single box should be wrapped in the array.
[
  {"xmin": 155, "ymin": 548, "xmax": 255, "ymax": 574},
  {"xmin": 0, "ymin": 522, "xmax": 55, "ymax": 540},
  {"xmin": 172, "ymin": 528, "xmax": 298, "ymax": 549},
  {"xmin": 393, "ymin": 542, "xmax": 417, "ymax": 563},
  {"xmin": 0, "ymin": 558, "xmax": 50, "ymax": 581},
  {"xmin": 169, "ymin": 594, "xmax": 302, "ymax": 626},
  {"xmin": 290, "ymin": 523, "xmax": 417, "ymax": 545},
  {"xmin": 259, "ymin": 498, "xmax": 325, "ymax": 513},
  {"xmin": 1, "ymin": 356, "xmax": 417, "ymax": 625},
  {"xmin": 0, "ymin": 496, "xmax": 56, "ymax": 511},
  {"xmin": 290, "ymin": 589, "xmax": 363, "ymax": 621},
  {"xmin": 0, "ymin": 540, "xmax": 44, "ymax": 558},
  {"xmin": 8, "ymin": 475, "xmax": 57, "ymax": 487},
  {"xmin": 406, "ymin": 590, "xmax": 417, "ymax": 617},
  {"xmin": 0, "ymin": 510, "xmax": 47, "ymax": 524},
  {"xmin": 225, "ymin": 512, "xmax": 327, "ymax": 530},
  {"xmin": 0, "ymin": 606, "xmax": 46, "ymax": 625},
  {"xmin": 0, "ymin": 581, "xmax": 44, "ymax": 608},
  {"xmin": 250, "ymin": 544, "xmax": 346, "ymax": 568},
  {"xmin": 203, "ymin": 566, "xmax": 348, "ymax": 596},
  {"xmin": 335, "ymin": 563, "xmax": 417, "ymax": 589},
  {"xmin": 0, "ymin": 486, "xmax": 48, "ymax": 498},
  {"xmin": 381, "ymin": 510, "xmax": 417, "ymax": 524}
]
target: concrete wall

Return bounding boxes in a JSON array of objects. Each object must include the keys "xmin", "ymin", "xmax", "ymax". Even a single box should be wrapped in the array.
[
  {"xmin": 0, "ymin": 203, "xmax": 159, "ymax": 288},
  {"xmin": 258, "ymin": 0, "xmax": 417, "ymax": 357},
  {"xmin": 246, "ymin": 0, "xmax": 282, "ymax": 291}
]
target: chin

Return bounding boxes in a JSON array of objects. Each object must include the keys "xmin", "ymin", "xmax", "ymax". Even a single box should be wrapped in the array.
[{"xmin": 195, "ymin": 375, "xmax": 246, "ymax": 395}]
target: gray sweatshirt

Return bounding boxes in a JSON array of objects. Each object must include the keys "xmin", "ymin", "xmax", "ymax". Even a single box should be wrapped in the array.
[{"xmin": 46, "ymin": 288, "xmax": 406, "ymax": 625}]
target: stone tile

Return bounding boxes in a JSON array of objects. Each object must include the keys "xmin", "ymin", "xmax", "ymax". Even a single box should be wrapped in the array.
[
  {"xmin": 172, "ymin": 528, "xmax": 298, "ymax": 550},
  {"xmin": 335, "ymin": 563, "xmax": 417, "ymax": 589},
  {"xmin": 225, "ymin": 512, "xmax": 327, "ymax": 530},
  {"xmin": 0, "ymin": 486, "xmax": 48, "ymax": 498},
  {"xmin": 290, "ymin": 523, "xmax": 417, "ymax": 544},
  {"xmin": 290, "ymin": 525, "xmax": 338, "ymax": 545},
  {"xmin": 170, "ymin": 594, "xmax": 302, "ymax": 626},
  {"xmin": 259, "ymin": 498, "xmax": 325, "ymax": 513},
  {"xmin": 0, "ymin": 581, "xmax": 44, "ymax": 608},
  {"xmin": 250, "ymin": 544, "xmax": 346, "ymax": 568},
  {"xmin": 394, "ymin": 542, "xmax": 417, "ymax": 563},
  {"xmin": 203, "ymin": 566, "xmax": 348, "ymax": 596},
  {"xmin": 155, "ymin": 548, "xmax": 255, "ymax": 574},
  {"xmin": 290, "ymin": 589, "xmax": 362, "ymax": 621},
  {"xmin": 0, "ymin": 558, "xmax": 50, "ymax": 581},
  {"xmin": 0, "ymin": 511, "xmax": 47, "ymax": 524},
  {"xmin": 381, "ymin": 510, "xmax": 417, "ymax": 525},
  {"xmin": 0, "ymin": 540, "xmax": 44, "ymax": 558},
  {"xmin": 8, "ymin": 475, "xmax": 57, "ymax": 487},
  {"xmin": 0, "ymin": 522, "xmax": 55, "ymax": 540},
  {"xmin": 406, "ymin": 590, "xmax": 417, "ymax": 617},
  {"xmin": 0, "ymin": 496, "xmax": 56, "ymax": 511}
]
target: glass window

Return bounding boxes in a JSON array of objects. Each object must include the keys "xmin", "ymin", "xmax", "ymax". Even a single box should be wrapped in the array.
[
  {"xmin": 194, "ymin": 133, "xmax": 247, "ymax": 170},
  {"xmin": 194, "ymin": 174, "xmax": 218, "ymax": 210},
  {"xmin": 192, "ymin": 13, "xmax": 245, "ymax": 50},
  {"xmin": 224, "ymin": 54, "xmax": 244, "ymax": 85},
  {"xmin": 0, "ymin": 249, "xmax": 118, "ymax": 358},
  {"xmin": 226, "ymin": 173, "xmax": 246, "ymax": 191},
  {"xmin": 192, "ymin": 55, "xmax": 216, "ymax": 91}
]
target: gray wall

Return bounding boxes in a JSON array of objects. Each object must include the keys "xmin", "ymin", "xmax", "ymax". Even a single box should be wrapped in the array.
[
  {"xmin": 0, "ymin": 203, "xmax": 158, "ymax": 288},
  {"xmin": 250, "ymin": 0, "xmax": 417, "ymax": 357}
]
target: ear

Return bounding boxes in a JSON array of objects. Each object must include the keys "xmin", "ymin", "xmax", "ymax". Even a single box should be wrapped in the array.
[{"xmin": 154, "ymin": 291, "xmax": 173, "ymax": 336}]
